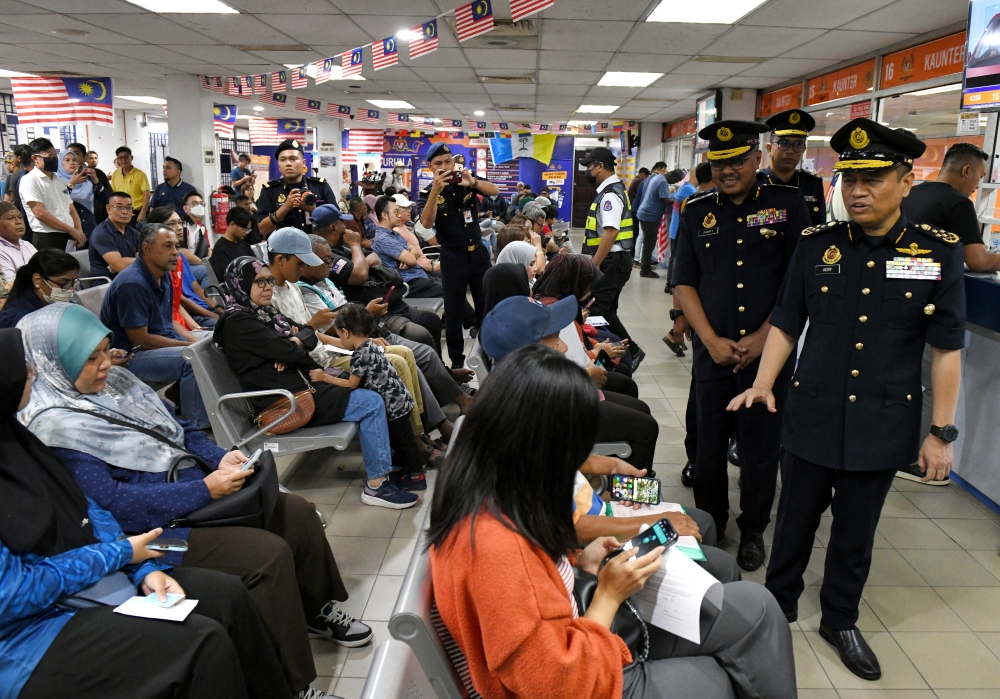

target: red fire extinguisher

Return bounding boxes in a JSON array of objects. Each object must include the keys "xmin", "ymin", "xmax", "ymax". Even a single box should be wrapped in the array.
[{"xmin": 211, "ymin": 188, "xmax": 230, "ymax": 236}]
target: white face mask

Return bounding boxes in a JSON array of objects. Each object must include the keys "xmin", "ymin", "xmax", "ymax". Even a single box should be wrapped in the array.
[
  {"xmin": 41, "ymin": 285, "xmax": 74, "ymax": 303},
  {"xmin": 188, "ymin": 204, "xmax": 206, "ymax": 217}
]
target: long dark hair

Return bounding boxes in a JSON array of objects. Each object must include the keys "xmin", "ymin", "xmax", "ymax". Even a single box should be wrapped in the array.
[
  {"xmin": 427, "ymin": 344, "xmax": 599, "ymax": 561},
  {"xmin": 8, "ymin": 249, "xmax": 79, "ymax": 302}
]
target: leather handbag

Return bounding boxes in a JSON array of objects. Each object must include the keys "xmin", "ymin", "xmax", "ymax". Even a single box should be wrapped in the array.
[
  {"xmin": 574, "ymin": 568, "xmax": 650, "ymax": 662},
  {"xmin": 166, "ymin": 451, "xmax": 278, "ymax": 529},
  {"xmin": 255, "ymin": 369, "xmax": 315, "ymax": 435}
]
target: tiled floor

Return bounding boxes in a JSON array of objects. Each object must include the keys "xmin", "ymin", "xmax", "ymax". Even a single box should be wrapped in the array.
[{"xmin": 279, "ymin": 268, "xmax": 1000, "ymax": 699}]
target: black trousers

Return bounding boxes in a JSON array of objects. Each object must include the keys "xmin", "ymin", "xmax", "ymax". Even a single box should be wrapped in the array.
[
  {"xmin": 598, "ymin": 390, "xmax": 658, "ymax": 474},
  {"xmin": 32, "ymin": 231, "xmax": 71, "ymax": 251},
  {"xmin": 404, "ymin": 275, "xmax": 444, "ymax": 298},
  {"xmin": 385, "ymin": 305, "xmax": 443, "ymax": 355},
  {"xmin": 684, "ymin": 373, "xmax": 697, "ymax": 465},
  {"xmin": 389, "ymin": 412, "xmax": 423, "ymax": 473},
  {"xmin": 439, "ymin": 243, "xmax": 491, "ymax": 363},
  {"xmin": 638, "ymin": 219, "xmax": 660, "ymax": 273},
  {"xmin": 20, "ymin": 567, "xmax": 289, "ymax": 699},
  {"xmin": 693, "ymin": 372, "xmax": 788, "ymax": 536},
  {"xmin": 590, "ymin": 250, "xmax": 640, "ymax": 352},
  {"xmin": 766, "ymin": 453, "xmax": 896, "ymax": 630},
  {"xmin": 605, "ymin": 370, "xmax": 639, "ymax": 399}
]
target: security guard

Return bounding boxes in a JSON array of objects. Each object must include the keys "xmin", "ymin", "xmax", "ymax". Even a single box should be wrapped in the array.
[
  {"xmin": 757, "ymin": 109, "xmax": 827, "ymax": 226},
  {"xmin": 673, "ymin": 121, "xmax": 811, "ymax": 572},
  {"xmin": 730, "ymin": 119, "xmax": 965, "ymax": 680},
  {"xmin": 255, "ymin": 138, "xmax": 336, "ymax": 236},
  {"xmin": 579, "ymin": 146, "xmax": 645, "ymax": 368},
  {"xmin": 417, "ymin": 142, "xmax": 498, "ymax": 367}
]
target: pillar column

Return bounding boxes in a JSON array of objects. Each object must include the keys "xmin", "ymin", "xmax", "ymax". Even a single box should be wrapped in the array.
[
  {"xmin": 165, "ymin": 74, "xmax": 217, "ymax": 196},
  {"xmin": 315, "ymin": 115, "xmax": 344, "ymax": 201}
]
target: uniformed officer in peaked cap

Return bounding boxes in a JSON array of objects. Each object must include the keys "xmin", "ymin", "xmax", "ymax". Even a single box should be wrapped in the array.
[
  {"xmin": 729, "ymin": 118, "xmax": 965, "ymax": 681},
  {"xmin": 757, "ymin": 109, "xmax": 827, "ymax": 226},
  {"xmin": 255, "ymin": 138, "xmax": 336, "ymax": 236},
  {"xmin": 417, "ymin": 141, "xmax": 500, "ymax": 367},
  {"xmin": 673, "ymin": 120, "xmax": 812, "ymax": 572}
]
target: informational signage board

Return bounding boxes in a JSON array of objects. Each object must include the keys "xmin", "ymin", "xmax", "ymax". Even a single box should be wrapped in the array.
[{"xmin": 963, "ymin": 1, "xmax": 1000, "ymax": 111}]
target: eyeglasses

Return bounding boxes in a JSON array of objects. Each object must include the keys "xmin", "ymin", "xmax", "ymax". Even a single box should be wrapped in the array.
[
  {"xmin": 709, "ymin": 156, "xmax": 751, "ymax": 172},
  {"xmin": 109, "ymin": 204, "xmax": 133, "ymax": 212},
  {"xmin": 45, "ymin": 277, "xmax": 80, "ymax": 291},
  {"xmin": 163, "ymin": 221, "xmax": 183, "ymax": 230},
  {"xmin": 772, "ymin": 139, "xmax": 806, "ymax": 153},
  {"xmin": 319, "ymin": 257, "xmax": 333, "ymax": 266},
  {"xmin": 253, "ymin": 276, "xmax": 277, "ymax": 289}
]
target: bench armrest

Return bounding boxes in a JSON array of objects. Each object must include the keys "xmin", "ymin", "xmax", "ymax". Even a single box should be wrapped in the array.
[{"xmin": 216, "ymin": 389, "xmax": 295, "ymax": 449}]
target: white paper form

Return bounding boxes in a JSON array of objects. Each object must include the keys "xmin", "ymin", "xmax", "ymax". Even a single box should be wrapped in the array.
[
  {"xmin": 114, "ymin": 596, "xmax": 199, "ymax": 622},
  {"xmin": 629, "ymin": 547, "xmax": 723, "ymax": 644}
]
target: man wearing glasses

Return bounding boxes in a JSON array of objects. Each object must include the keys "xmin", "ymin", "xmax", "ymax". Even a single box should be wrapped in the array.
[
  {"xmin": 758, "ymin": 109, "xmax": 827, "ymax": 226},
  {"xmin": 672, "ymin": 121, "xmax": 811, "ymax": 571},
  {"xmin": 89, "ymin": 192, "xmax": 140, "ymax": 280}
]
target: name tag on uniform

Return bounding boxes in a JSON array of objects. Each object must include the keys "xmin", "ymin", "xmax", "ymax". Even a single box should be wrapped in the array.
[
  {"xmin": 886, "ymin": 257, "xmax": 940, "ymax": 280},
  {"xmin": 463, "ymin": 210, "xmax": 473, "ymax": 224},
  {"xmin": 815, "ymin": 264, "xmax": 840, "ymax": 274},
  {"xmin": 697, "ymin": 227, "xmax": 719, "ymax": 237},
  {"xmin": 746, "ymin": 208, "xmax": 787, "ymax": 227},
  {"xmin": 804, "ymin": 195, "xmax": 817, "ymax": 203}
]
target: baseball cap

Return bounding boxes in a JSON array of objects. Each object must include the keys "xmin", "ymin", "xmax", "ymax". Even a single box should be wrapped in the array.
[
  {"xmin": 480, "ymin": 296, "xmax": 579, "ymax": 362},
  {"xmin": 533, "ymin": 196, "xmax": 552, "ymax": 207},
  {"xmin": 266, "ymin": 226, "xmax": 324, "ymax": 266},
  {"xmin": 579, "ymin": 147, "xmax": 616, "ymax": 168},
  {"xmin": 392, "ymin": 193, "xmax": 414, "ymax": 207},
  {"xmin": 311, "ymin": 204, "xmax": 353, "ymax": 230}
]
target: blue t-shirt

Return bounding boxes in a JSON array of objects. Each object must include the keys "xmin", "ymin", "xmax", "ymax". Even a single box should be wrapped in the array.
[
  {"xmin": 100, "ymin": 257, "xmax": 181, "ymax": 350},
  {"xmin": 150, "ymin": 178, "xmax": 197, "ymax": 218},
  {"xmin": 637, "ymin": 173, "xmax": 671, "ymax": 223},
  {"xmin": 669, "ymin": 182, "xmax": 698, "ymax": 239},
  {"xmin": 88, "ymin": 217, "xmax": 140, "ymax": 280},
  {"xmin": 231, "ymin": 166, "xmax": 252, "ymax": 186},
  {"xmin": 372, "ymin": 226, "xmax": 427, "ymax": 282},
  {"xmin": 178, "ymin": 255, "xmax": 209, "ymax": 310}
]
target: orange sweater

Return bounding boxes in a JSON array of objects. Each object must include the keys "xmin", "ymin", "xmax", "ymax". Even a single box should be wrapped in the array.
[{"xmin": 430, "ymin": 512, "xmax": 632, "ymax": 699}]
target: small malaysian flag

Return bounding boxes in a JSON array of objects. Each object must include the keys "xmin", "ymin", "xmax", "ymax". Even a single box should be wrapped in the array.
[
  {"xmin": 455, "ymin": 0, "xmax": 494, "ymax": 42},
  {"xmin": 387, "ymin": 113, "xmax": 410, "ymax": 127},
  {"xmin": 599, "ymin": 121, "xmax": 610, "ymax": 131},
  {"xmin": 315, "ymin": 57, "xmax": 335, "ymax": 85},
  {"xmin": 416, "ymin": 117, "xmax": 436, "ymax": 127},
  {"xmin": 270, "ymin": 70, "xmax": 287, "ymax": 92},
  {"xmin": 213, "ymin": 104, "xmax": 236, "ymax": 137},
  {"xmin": 531, "ymin": 123, "xmax": 550, "ymax": 133},
  {"xmin": 408, "ymin": 19, "xmax": 438, "ymax": 59},
  {"xmin": 356, "ymin": 108, "xmax": 380, "ymax": 123},
  {"xmin": 554, "ymin": 123, "xmax": 569, "ymax": 133},
  {"xmin": 213, "ymin": 77, "xmax": 224, "ymax": 94},
  {"xmin": 510, "ymin": 0, "xmax": 554, "ymax": 22},
  {"xmin": 228, "ymin": 77, "xmax": 250, "ymax": 99},
  {"xmin": 295, "ymin": 97, "xmax": 321, "ymax": 114},
  {"xmin": 10, "ymin": 76, "xmax": 114, "ymax": 126},
  {"xmin": 470, "ymin": 121, "xmax": 487, "ymax": 130},
  {"xmin": 326, "ymin": 103, "xmax": 352, "ymax": 118},
  {"xmin": 200, "ymin": 75, "xmax": 212, "ymax": 90},
  {"xmin": 342, "ymin": 47, "xmax": 364, "ymax": 77},
  {"xmin": 253, "ymin": 74, "xmax": 267, "ymax": 94},
  {"xmin": 291, "ymin": 66, "xmax": 309, "ymax": 89},
  {"xmin": 259, "ymin": 92, "xmax": 288, "ymax": 108},
  {"xmin": 248, "ymin": 117, "xmax": 306, "ymax": 147},
  {"xmin": 372, "ymin": 36, "xmax": 399, "ymax": 71},
  {"xmin": 449, "ymin": 119, "xmax": 463, "ymax": 129},
  {"xmin": 492, "ymin": 121, "xmax": 509, "ymax": 131}
]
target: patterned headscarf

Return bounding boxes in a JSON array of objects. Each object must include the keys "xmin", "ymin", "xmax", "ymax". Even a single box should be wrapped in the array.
[{"xmin": 215, "ymin": 256, "xmax": 294, "ymax": 345}]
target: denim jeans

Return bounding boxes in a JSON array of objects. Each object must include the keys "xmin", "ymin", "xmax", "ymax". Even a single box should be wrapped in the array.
[
  {"xmin": 342, "ymin": 388, "xmax": 393, "ymax": 481},
  {"xmin": 128, "ymin": 346, "xmax": 210, "ymax": 428}
]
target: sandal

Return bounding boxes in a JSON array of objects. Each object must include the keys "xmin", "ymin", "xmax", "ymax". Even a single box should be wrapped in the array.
[
  {"xmin": 421, "ymin": 442, "xmax": 446, "ymax": 467},
  {"xmin": 662, "ymin": 333, "xmax": 685, "ymax": 357}
]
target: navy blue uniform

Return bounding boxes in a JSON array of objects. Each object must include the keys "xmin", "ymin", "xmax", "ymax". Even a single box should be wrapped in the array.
[
  {"xmin": 757, "ymin": 167, "xmax": 826, "ymax": 226},
  {"xmin": 254, "ymin": 176, "xmax": 336, "ymax": 236},
  {"xmin": 765, "ymin": 216, "xmax": 966, "ymax": 628},
  {"xmin": 673, "ymin": 182, "xmax": 811, "ymax": 535}
]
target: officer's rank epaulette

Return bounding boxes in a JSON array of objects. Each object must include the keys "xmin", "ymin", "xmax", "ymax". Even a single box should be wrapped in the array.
[
  {"xmin": 263, "ymin": 179, "xmax": 280, "ymax": 189},
  {"xmin": 307, "ymin": 176, "xmax": 325, "ymax": 183},
  {"xmin": 680, "ymin": 190, "xmax": 714, "ymax": 213},
  {"xmin": 800, "ymin": 220, "xmax": 842, "ymax": 237},
  {"xmin": 914, "ymin": 222, "xmax": 960, "ymax": 245}
]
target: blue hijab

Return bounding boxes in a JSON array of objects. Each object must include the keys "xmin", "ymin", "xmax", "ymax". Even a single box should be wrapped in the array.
[{"xmin": 57, "ymin": 157, "xmax": 94, "ymax": 212}]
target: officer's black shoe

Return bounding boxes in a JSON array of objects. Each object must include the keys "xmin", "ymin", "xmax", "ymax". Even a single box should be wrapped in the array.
[
  {"xmin": 783, "ymin": 604, "xmax": 798, "ymax": 623},
  {"xmin": 727, "ymin": 438, "xmax": 740, "ymax": 467},
  {"xmin": 819, "ymin": 623, "xmax": 882, "ymax": 681},
  {"xmin": 895, "ymin": 462, "xmax": 951, "ymax": 486},
  {"xmin": 736, "ymin": 531, "xmax": 765, "ymax": 571},
  {"xmin": 681, "ymin": 461, "xmax": 694, "ymax": 488},
  {"xmin": 630, "ymin": 347, "xmax": 646, "ymax": 371},
  {"xmin": 639, "ymin": 269, "xmax": 660, "ymax": 278},
  {"xmin": 664, "ymin": 283, "xmax": 671, "ymax": 294}
]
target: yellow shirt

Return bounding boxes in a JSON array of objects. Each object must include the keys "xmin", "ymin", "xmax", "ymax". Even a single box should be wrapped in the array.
[{"xmin": 111, "ymin": 167, "xmax": 150, "ymax": 209}]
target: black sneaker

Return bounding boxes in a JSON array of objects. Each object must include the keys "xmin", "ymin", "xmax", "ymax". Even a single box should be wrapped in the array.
[
  {"xmin": 895, "ymin": 462, "xmax": 950, "ymax": 486},
  {"xmin": 630, "ymin": 347, "xmax": 646, "ymax": 372},
  {"xmin": 389, "ymin": 469, "xmax": 427, "ymax": 491},
  {"xmin": 737, "ymin": 531, "xmax": 766, "ymax": 571},
  {"xmin": 308, "ymin": 600, "xmax": 374, "ymax": 647},
  {"xmin": 361, "ymin": 479, "xmax": 419, "ymax": 509},
  {"xmin": 639, "ymin": 270, "xmax": 660, "ymax": 278}
]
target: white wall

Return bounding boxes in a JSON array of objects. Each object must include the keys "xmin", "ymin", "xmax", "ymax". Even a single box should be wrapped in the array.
[
  {"xmin": 637, "ymin": 121, "xmax": 664, "ymax": 171},
  {"xmin": 719, "ymin": 88, "xmax": 756, "ymax": 122}
]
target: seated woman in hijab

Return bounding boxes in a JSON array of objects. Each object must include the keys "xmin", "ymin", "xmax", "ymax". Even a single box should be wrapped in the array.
[
  {"xmin": 18, "ymin": 303, "xmax": 372, "ymax": 699},
  {"xmin": 495, "ymin": 238, "xmax": 546, "ymax": 281},
  {"xmin": 0, "ymin": 327, "xmax": 294, "ymax": 699}
]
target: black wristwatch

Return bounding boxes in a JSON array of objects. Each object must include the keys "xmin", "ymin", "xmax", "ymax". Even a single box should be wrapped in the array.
[
  {"xmin": 929, "ymin": 424, "xmax": 959, "ymax": 443},
  {"xmin": 669, "ymin": 309, "xmax": 684, "ymax": 321}
]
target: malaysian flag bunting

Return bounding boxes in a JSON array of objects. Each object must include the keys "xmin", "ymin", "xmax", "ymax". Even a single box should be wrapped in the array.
[
  {"xmin": 356, "ymin": 108, "xmax": 380, "ymax": 123},
  {"xmin": 200, "ymin": 75, "xmax": 212, "ymax": 90},
  {"xmin": 372, "ymin": 36, "xmax": 399, "ymax": 71},
  {"xmin": 510, "ymin": 0, "xmax": 554, "ymax": 23},
  {"xmin": 227, "ymin": 77, "xmax": 250, "ymax": 99},
  {"xmin": 408, "ymin": 19, "xmax": 439, "ymax": 59},
  {"xmin": 598, "ymin": 121, "xmax": 610, "ymax": 131},
  {"xmin": 387, "ymin": 113, "xmax": 410, "ymax": 127},
  {"xmin": 213, "ymin": 104, "xmax": 236, "ymax": 137},
  {"xmin": 342, "ymin": 128, "xmax": 386, "ymax": 164},
  {"xmin": 213, "ymin": 77, "xmax": 224, "ymax": 93},
  {"xmin": 248, "ymin": 117, "xmax": 306, "ymax": 147},
  {"xmin": 416, "ymin": 117, "xmax": 436, "ymax": 127},
  {"xmin": 492, "ymin": 121, "xmax": 509, "ymax": 131},
  {"xmin": 326, "ymin": 103, "xmax": 352, "ymax": 118},
  {"xmin": 532, "ymin": 123, "xmax": 550, "ymax": 133},
  {"xmin": 449, "ymin": 119, "xmax": 463, "ymax": 129},
  {"xmin": 291, "ymin": 66, "xmax": 309, "ymax": 89},
  {"xmin": 315, "ymin": 56, "xmax": 335, "ymax": 85},
  {"xmin": 470, "ymin": 121, "xmax": 487, "ymax": 130},
  {"xmin": 10, "ymin": 77, "xmax": 114, "ymax": 126},
  {"xmin": 455, "ymin": 0, "xmax": 494, "ymax": 42},
  {"xmin": 554, "ymin": 123, "xmax": 569, "ymax": 133},
  {"xmin": 295, "ymin": 97, "xmax": 321, "ymax": 114},
  {"xmin": 253, "ymin": 74, "xmax": 267, "ymax": 94},
  {"xmin": 342, "ymin": 47, "xmax": 364, "ymax": 77},
  {"xmin": 259, "ymin": 92, "xmax": 288, "ymax": 108},
  {"xmin": 271, "ymin": 70, "xmax": 287, "ymax": 92}
]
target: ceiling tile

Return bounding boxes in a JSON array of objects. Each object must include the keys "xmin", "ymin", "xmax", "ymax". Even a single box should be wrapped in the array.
[
  {"xmin": 2, "ymin": 13, "xmax": 145, "ymax": 43},
  {"xmin": 605, "ymin": 53, "xmax": 688, "ymax": 73},
  {"xmin": 670, "ymin": 60, "xmax": 747, "ymax": 77},
  {"xmin": 540, "ymin": 20, "xmax": 634, "ymax": 51},
  {"xmin": 167, "ymin": 13, "xmax": 296, "ymax": 43},
  {"xmin": 715, "ymin": 76, "xmax": 775, "ymax": 89},
  {"xmin": 738, "ymin": 57, "xmax": 838, "ymax": 79},
  {"xmin": 437, "ymin": 82, "xmax": 487, "ymax": 94},
  {"xmin": 413, "ymin": 66, "xmax": 477, "ymax": 81},
  {"xmin": 537, "ymin": 84, "xmax": 589, "ymax": 97},
  {"xmin": 781, "ymin": 29, "xmax": 916, "ymax": 61},
  {"xmin": 650, "ymin": 73, "xmax": 720, "ymax": 89},
  {"xmin": 538, "ymin": 50, "xmax": 612, "ymax": 71},
  {"xmin": 332, "ymin": 0, "xmax": 438, "ymax": 14},
  {"xmin": 172, "ymin": 44, "xmax": 264, "ymax": 64},
  {"xmin": 94, "ymin": 43, "xmax": 191, "ymax": 63},
  {"xmin": 542, "ymin": 0, "xmax": 651, "ymax": 21},
  {"xmin": 242, "ymin": 50, "xmax": 324, "ymax": 64},
  {"xmin": 702, "ymin": 26, "xmax": 826, "ymax": 58},
  {"xmin": 841, "ymin": 0, "xmax": 970, "ymax": 35},
  {"xmin": 226, "ymin": 0, "xmax": 342, "ymax": 12},
  {"xmin": 482, "ymin": 83, "xmax": 536, "ymax": 95},
  {"xmin": 538, "ymin": 70, "xmax": 600, "ymax": 85},
  {"xmin": 639, "ymin": 87, "xmax": 702, "ymax": 100},
  {"xmin": 741, "ymin": 0, "xmax": 896, "ymax": 29},
  {"xmin": 66, "ymin": 13, "xmax": 213, "ymax": 44},
  {"xmin": 1, "ymin": 0, "xmax": 58, "ymax": 11},
  {"xmin": 372, "ymin": 80, "xmax": 438, "ymax": 93},
  {"xmin": 624, "ymin": 23, "xmax": 728, "ymax": 55},
  {"xmin": 584, "ymin": 86, "xmax": 643, "ymax": 100},
  {"xmin": 257, "ymin": 13, "xmax": 366, "ymax": 45},
  {"xmin": 464, "ymin": 49, "xmax": 536, "ymax": 70}
]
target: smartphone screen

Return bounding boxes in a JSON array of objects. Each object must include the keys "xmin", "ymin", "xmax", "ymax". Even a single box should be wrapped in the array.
[
  {"xmin": 383, "ymin": 285, "xmax": 397, "ymax": 305},
  {"xmin": 610, "ymin": 474, "xmax": 661, "ymax": 505},
  {"xmin": 595, "ymin": 349, "xmax": 613, "ymax": 370},
  {"xmin": 603, "ymin": 518, "xmax": 678, "ymax": 566},
  {"xmin": 147, "ymin": 537, "xmax": 189, "ymax": 552},
  {"xmin": 238, "ymin": 448, "xmax": 263, "ymax": 472}
]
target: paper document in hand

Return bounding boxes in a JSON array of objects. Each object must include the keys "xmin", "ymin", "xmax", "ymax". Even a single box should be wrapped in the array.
[
  {"xmin": 323, "ymin": 345, "xmax": 354, "ymax": 356},
  {"xmin": 630, "ymin": 547, "xmax": 723, "ymax": 644},
  {"xmin": 114, "ymin": 596, "xmax": 199, "ymax": 622},
  {"xmin": 587, "ymin": 315, "xmax": 609, "ymax": 326}
]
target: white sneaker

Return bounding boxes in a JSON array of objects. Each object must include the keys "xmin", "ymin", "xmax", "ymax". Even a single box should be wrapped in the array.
[{"xmin": 298, "ymin": 686, "xmax": 341, "ymax": 699}]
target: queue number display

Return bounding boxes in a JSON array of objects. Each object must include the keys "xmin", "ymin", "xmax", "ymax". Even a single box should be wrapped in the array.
[{"xmin": 963, "ymin": 1, "xmax": 1000, "ymax": 111}]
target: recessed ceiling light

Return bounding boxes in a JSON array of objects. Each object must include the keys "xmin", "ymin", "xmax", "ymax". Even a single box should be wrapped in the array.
[
  {"xmin": 598, "ymin": 72, "xmax": 663, "ymax": 87},
  {"xmin": 647, "ymin": 0, "xmax": 766, "ymax": 24},
  {"xmin": 567, "ymin": 120, "xmax": 597, "ymax": 125},
  {"xmin": 474, "ymin": 110, "xmax": 485, "ymax": 116},
  {"xmin": 396, "ymin": 29, "xmax": 421, "ymax": 41},
  {"xmin": 118, "ymin": 95, "xmax": 167, "ymax": 105},
  {"xmin": 253, "ymin": 105, "xmax": 264, "ymax": 111},
  {"xmin": 367, "ymin": 99, "xmax": 414, "ymax": 109},
  {"xmin": 0, "ymin": 69, "xmax": 37, "ymax": 77},
  {"xmin": 909, "ymin": 83, "xmax": 961, "ymax": 97},
  {"xmin": 50, "ymin": 29, "xmax": 90, "ymax": 36},
  {"xmin": 576, "ymin": 105, "xmax": 619, "ymax": 114},
  {"xmin": 124, "ymin": 0, "xmax": 238, "ymax": 12}
]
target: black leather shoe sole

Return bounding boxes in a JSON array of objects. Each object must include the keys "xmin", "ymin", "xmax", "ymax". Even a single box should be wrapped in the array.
[
  {"xmin": 681, "ymin": 461, "xmax": 693, "ymax": 488},
  {"xmin": 736, "ymin": 537, "xmax": 765, "ymax": 572},
  {"xmin": 819, "ymin": 623, "xmax": 882, "ymax": 681}
]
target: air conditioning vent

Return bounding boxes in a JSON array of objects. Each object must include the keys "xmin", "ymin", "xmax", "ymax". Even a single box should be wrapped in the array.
[
  {"xmin": 236, "ymin": 44, "xmax": 312, "ymax": 52},
  {"xmin": 479, "ymin": 76, "xmax": 535, "ymax": 84},
  {"xmin": 693, "ymin": 55, "xmax": 769, "ymax": 64}
]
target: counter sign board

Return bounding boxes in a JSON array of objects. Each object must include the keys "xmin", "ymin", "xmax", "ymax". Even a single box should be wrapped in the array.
[
  {"xmin": 883, "ymin": 32, "xmax": 966, "ymax": 89},
  {"xmin": 963, "ymin": 1, "xmax": 1000, "ymax": 111}
]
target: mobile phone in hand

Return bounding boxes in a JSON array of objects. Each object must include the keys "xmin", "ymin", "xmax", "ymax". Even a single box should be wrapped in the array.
[
  {"xmin": 602, "ymin": 518, "xmax": 678, "ymax": 566},
  {"xmin": 383, "ymin": 285, "xmax": 397, "ymax": 305},
  {"xmin": 595, "ymin": 349, "xmax": 613, "ymax": 369},
  {"xmin": 609, "ymin": 474, "xmax": 661, "ymax": 505},
  {"xmin": 238, "ymin": 447, "xmax": 263, "ymax": 472},
  {"xmin": 147, "ymin": 537, "xmax": 189, "ymax": 552}
]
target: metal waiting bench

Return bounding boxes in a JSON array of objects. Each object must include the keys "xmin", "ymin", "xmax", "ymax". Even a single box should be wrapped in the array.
[
  {"xmin": 182, "ymin": 336, "xmax": 358, "ymax": 455},
  {"xmin": 74, "ymin": 284, "xmax": 109, "ymax": 317},
  {"xmin": 360, "ymin": 640, "xmax": 439, "ymax": 699}
]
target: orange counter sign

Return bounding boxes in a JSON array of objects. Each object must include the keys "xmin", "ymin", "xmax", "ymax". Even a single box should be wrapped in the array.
[
  {"xmin": 806, "ymin": 60, "xmax": 876, "ymax": 106},
  {"xmin": 882, "ymin": 32, "xmax": 966, "ymax": 89},
  {"xmin": 758, "ymin": 85, "xmax": 803, "ymax": 118},
  {"xmin": 664, "ymin": 117, "xmax": 697, "ymax": 140}
]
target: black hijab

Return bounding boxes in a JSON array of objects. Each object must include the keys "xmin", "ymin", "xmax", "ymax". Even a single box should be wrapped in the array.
[
  {"xmin": 483, "ymin": 263, "xmax": 530, "ymax": 316},
  {"xmin": 0, "ymin": 329, "xmax": 97, "ymax": 556},
  {"xmin": 532, "ymin": 254, "xmax": 603, "ymax": 323}
]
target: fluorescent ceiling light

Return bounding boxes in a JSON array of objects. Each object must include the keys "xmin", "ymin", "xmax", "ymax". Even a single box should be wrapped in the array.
[
  {"xmin": 0, "ymin": 69, "xmax": 37, "ymax": 77},
  {"xmin": 235, "ymin": 114, "xmax": 251, "ymax": 119},
  {"xmin": 908, "ymin": 83, "xmax": 961, "ymax": 97},
  {"xmin": 474, "ymin": 110, "xmax": 485, "ymax": 116},
  {"xmin": 124, "ymin": 0, "xmax": 238, "ymax": 12},
  {"xmin": 253, "ymin": 105, "xmax": 264, "ymax": 111},
  {"xmin": 598, "ymin": 72, "xmax": 663, "ymax": 87},
  {"xmin": 576, "ymin": 105, "xmax": 619, "ymax": 114},
  {"xmin": 118, "ymin": 95, "xmax": 167, "ymax": 104},
  {"xmin": 396, "ymin": 29, "xmax": 421, "ymax": 41},
  {"xmin": 568, "ymin": 119, "xmax": 597, "ymax": 125},
  {"xmin": 647, "ymin": 0, "xmax": 766, "ymax": 24},
  {"xmin": 367, "ymin": 99, "xmax": 414, "ymax": 109}
]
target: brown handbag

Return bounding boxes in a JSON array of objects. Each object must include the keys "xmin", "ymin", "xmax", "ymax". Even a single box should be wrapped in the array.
[{"xmin": 255, "ymin": 370, "xmax": 316, "ymax": 435}]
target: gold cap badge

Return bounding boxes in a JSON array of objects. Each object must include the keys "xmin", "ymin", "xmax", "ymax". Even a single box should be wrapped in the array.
[
  {"xmin": 822, "ymin": 245, "xmax": 842, "ymax": 264},
  {"xmin": 703, "ymin": 212, "xmax": 717, "ymax": 228},
  {"xmin": 291, "ymin": 139, "xmax": 299, "ymax": 148},
  {"xmin": 788, "ymin": 112, "xmax": 801, "ymax": 124},
  {"xmin": 717, "ymin": 127, "xmax": 733, "ymax": 142},
  {"xmin": 849, "ymin": 128, "xmax": 870, "ymax": 149}
]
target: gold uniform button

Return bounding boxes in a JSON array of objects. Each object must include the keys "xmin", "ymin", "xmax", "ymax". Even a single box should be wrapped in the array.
[
  {"xmin": 849, "ymin": 395, "xmax": 857, "ymax": 402},
  {"xmin": 862, "ymin": 288, "xmax": 870, "ymax": 295},
  {"xmin": 705, "ymin": 243, "xmax": 711, "ymax": 248},
  {"xmin": 851, "ymin": 370, "xmax": 859, "ymax": 377},
  {"xmin": 737, "ymin": 238, "xmax": 743, "ymax": 244},
  {"xmin": 907, "ymin": 394, "xmax": 913, "ymax": 401},
  {"xmin": 856, "ymin": 343, "xmax": 863, "ymax": 350},
  {"xmin": 737, "ymin": 260, "xmax": 744, "ymax": 266},
  {"xmin": 821, "ymin": 286, "xmax": 829, "ymax": 293},
  {"xmin": 739, "ymin": 329, "xmax": 746, "ymax": 336},
  {"xmin": 859, "ymin": 315, "xmax": 868, "ymax": 322},
  {"xmin": 905, "ymin": 292, "xmax": 912, "ymax": 299},
  {"xmin": 924, "ymin": 304, "xmax": 935, "ymax": 315},
  {"xmin": 737, "ymin": 217, "xmax": 743, "ymax": 222},
  {"xmin": 739, "ymin": 306, "xmax": 745, "ymax": 312},
  {"xmin": 867, "ymin": 261, "xmax": 875, "ymax": 268},
  {"xmin": 793, "ymin": 381, "xmax": 800, "ymax": 387},
  {"xmin": 737, "ymin": 283, "xmax": 744, "ymax": 289}
]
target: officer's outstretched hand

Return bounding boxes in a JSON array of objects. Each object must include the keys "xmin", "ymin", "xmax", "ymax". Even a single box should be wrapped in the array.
[
  {"xmin": 918, "ymin": 435, "xmax": 953, "ymax": 483},
  {"xmin": 727, "ymin": 386, "xmax": 777, "ymax": 413}
]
